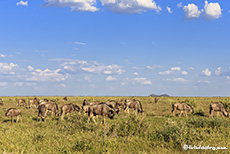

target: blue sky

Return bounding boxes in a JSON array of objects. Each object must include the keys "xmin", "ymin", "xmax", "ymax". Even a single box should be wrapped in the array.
[{"xmin": 0, "ymin": 0, "xmax": 230, "ymax": 96}]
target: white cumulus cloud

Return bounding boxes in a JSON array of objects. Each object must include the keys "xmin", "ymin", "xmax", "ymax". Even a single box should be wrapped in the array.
[
  {"xmin": 166, "ymin": 6, "xmax": 173, "ymax": 14},
  {"xmin": 163, "ymin": 78, "xmax": 189, "ymax": 83},
  {"xmin": 177, "ymin": 2, "xmax": 183, "ymax": 8},
  {"xmin": 100, "ymin": 0, "xmax": 161, "ymax": 14},
  {"xmin": 106, "ymin": 76, "xmax": 117, "ymax": 81},
  {"xmin": 203, "ymin": 0, "xmax": 222, "ymax": 20},
  {"xmin": 16, "ymin": 1, "xmax": 28, "ymax": 6},
  {"xmin": 215, "ymin": 67, "xmax": 221, "ymax": 76},
  {"xmin": 183, "ymin": 3, "xmax": 201, "ymax": 19},
  {"xmin": 171, "ymin": 67, "xmax": 181, "ymax": 71},
  {"xmin": 181, "ymin": 71, "xmax": 188, "ymax": 76},
  {"xmin": 0, "ymin": 62, "xmax": 19, "ymax": 75},
  {"xmin": 202, "ymin": 68, "xmax": 211, "ymax": 76},
  {"xmin": 44, "ymin": 0, "xmax": 99, "ymax": 12},
  {"xmin": 0, "ymin": 82, "xmax": 7, "ymax": 86}
]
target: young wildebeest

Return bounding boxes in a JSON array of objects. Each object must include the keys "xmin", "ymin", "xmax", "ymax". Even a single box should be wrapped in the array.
[
  {"xmin": 18, "ymin": 98, "xmax": 27, "ymax": 107},
  {"xmin": 209, "ymin": 102, "xmax": 228, "ymax": 117},
  {"xmin": 60, "ymin": 103, "xmax": 81, "ymax": 119},
  {"xmin": 172, "ymin": 102, "xmax": 193, "ymax": 117},
  {"xmin": 88, "ymin": 104, "xmax": 116, "ymax": 124},
  {"xmin": 5, "ymin": 108, "xmax": 22, "ymax": 123},
  {"xmin": 38, "ymin": 104, "xmax": 48, "ymax": 122},
  {"xmin": 124, "ymin": 99, "xmax": 143, "ymax": 115}
]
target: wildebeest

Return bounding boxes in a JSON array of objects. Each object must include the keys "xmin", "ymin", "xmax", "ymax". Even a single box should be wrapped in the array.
[
  {"xmin": 82, "ymin": 105, "xmax": 90, "ymax": 114},
  {"xmin": 209, "ymin": 102, "xmax": 228, "ymax": 117},
  {"xmin": 63, "ymin": 96, "xmax": 68, "ymax": 101},
  {"xmin": 0, "ymin": 99, "xmax": 3, "ymax": 106},
  {"xmin": 18, "ymin": 98, "xmax": 27, "ymax": 107},
  {"xmin": 88, "ymin": 104, "xmax": 116, "ymax": 124},
  {"xmin": 38, "ymin": 104, "xmax": 48, "ymax": 122},
  {"xmin": 155, "ymin": 97, "xmax": 159, "ymax": 104},
  {"xmin": 124, "ymin": 99, "xmax": 143, "ymax": 115},
  {"xmin": 28, "ymin": 99, "xmax": 40, "ymax": 108},
  {"xmin": 60, "ymin": 103, "xmax": 81, "ymax": 119},
  {"xmin": 172, "ymin": 102, "xmax": 194, "ymax": 117},
  {"xmin": 117, "ymin": 100, "xmax": 126, "ymax": 110},
  {"xmin": 83, "ymin": 99, "xmax": 100, "ymax": 106},
  {"xmin": 43, "ymin": 100, "xmax": 59, "ymax": 116},
  {"xmin": 5, "ymin": 108, "xmax": 22, "ymax": 123},
  {"xmin": 102, "ymin": 101, "xmax": 120, "ymax": 114}
]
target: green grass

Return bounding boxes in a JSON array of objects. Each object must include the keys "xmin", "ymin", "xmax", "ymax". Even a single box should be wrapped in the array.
[{"xmin": 0, "ymin": 96, "xmax": 230, "ymax": 153}]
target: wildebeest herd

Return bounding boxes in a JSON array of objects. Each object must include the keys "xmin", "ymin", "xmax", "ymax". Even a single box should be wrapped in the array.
[{"xmin": 1, "ymin": 97, "xmax": 229, "ymax": 124}]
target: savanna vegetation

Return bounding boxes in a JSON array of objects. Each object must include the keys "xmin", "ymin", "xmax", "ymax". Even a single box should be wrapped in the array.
[{"xmin": 0, "ymin": 96, "xmax": 229, "ymax": 154}]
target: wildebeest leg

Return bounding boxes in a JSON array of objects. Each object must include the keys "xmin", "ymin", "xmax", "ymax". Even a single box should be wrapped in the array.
[
  {"xmin": 103, "ymin": 116, "xmax": 105, "ymax": 124},
  {"xmin": 61, "ymin": 112, "xmax": 65, "ymax": 120},
  {"xmin": 210, "ymin": 110, "xmax": 214, "ymax": 118},
  {"xmin": 16, "ymin": 116, "xmax": 19, "ymax": 123},
  {"xmin": 179, "ymin": 111, "xmax": 183, "ymax": 117},
  {"xmin": 217, "ymin": 111, "xmax": 219, "ymax": 117},
  {"xmin": 92, "ymin": 116, "xmax": 97, "ymax": 125},
  {"xmin": 20, "ymin": 114, "xmax": 22, "ymax": 122},
  {"xmin": 11, "ymin": 116, "xmax": 14, "ymax": 123}
]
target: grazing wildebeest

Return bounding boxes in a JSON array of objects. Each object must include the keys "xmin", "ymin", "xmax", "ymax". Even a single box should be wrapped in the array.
[
  {"xmin": 172, "ymin": 102, "xmax": 194, "ymax": 117},
  {"xmin": 0, "ymin": 99, "xmax": 3, "ymax": 106},
  {"xmin": 124, "ymin": 99, "xmax": 143, "ymax": 115},
  {"xmin": 82, "ymin": 99, "xmax": 100, "ymax": 106},
  {"xmin": 5, "ymin": 108, "xmax": 22, "ymax": 123},
  {"xmin": 28, "ymin": 99, "xmax": 40, "ymax": 108},
  {"xmin": 82, "ymin": 105, "xmax": 90, "ymax": 114},
  {"xmin": 38, "ymin": 104, "xmax": 48, "ymax": 122},
  {"xmin": 60, "ymin": 103, "xmax": 81, "ymax": 119},
  {"xmin": 155, "ymin": 97, "xmax": 159, "ymax": 104},
  {"xmin": 102, "ymin": 101, "xmax": 120, "ymax": 114},
  {"xmin": 63, "ymin": 96, "xmax": 68, "ymax": 101},
  {"xmin": 18, "ymin": 98, "xmax": 27, "ymax": 107},
  {"xmin": 209, "ymin": 102, "xmax": 228, "ymax": 117},
  {"xmin": 88, "ymin": 104, "xmax": 116, "ymax": 124},
  {"xmin": 117, "ymin": 100, "xmax": 126, "ymax": 110},
  {"xmin": 45, "ymin": 101, "xmax": 59, "ymax": 116}
]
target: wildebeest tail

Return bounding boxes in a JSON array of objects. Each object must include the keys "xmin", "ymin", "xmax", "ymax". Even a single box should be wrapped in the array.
[{"xmin": 171, "ymin": 104, "xmax": 175, "ymax": 113}]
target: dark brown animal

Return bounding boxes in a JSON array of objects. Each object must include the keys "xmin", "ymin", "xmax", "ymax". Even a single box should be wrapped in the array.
[
  {"xmin": 124, "ymin": 99, "xmax": 143, "ymax": 115},
  {"xmin": 209, "ymin": 102, "xmax": 228, "ymax": 117},
  {"xmin": 63, "ymin": 96, "xmax": 68, "ymax": 101},
  {"xmin": 18, "ymin": 98, "xmax": 27, "ymax": 107},
  {"xmin": 88, "ymin": 104, "xmax": 116, "ymax": 124},
  {"xmin": 60, "ymin": 103, "xmax": 80, "ymax": 119},
  {"xmin": 5, "ymin": 108, "xmax": 22, "ymax": 123},
  {"xmin": 172, "ymin": 102, "xmax": 193, "ymax": 117},
  {"xmin": 38, "ymin": 104, "xmax": 48, "ymax": 122}
]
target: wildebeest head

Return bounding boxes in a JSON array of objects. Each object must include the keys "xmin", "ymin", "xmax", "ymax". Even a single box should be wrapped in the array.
[
  {"xmin": 73, "ymin": 104, "xmax": 80, "ymax": 112},
  {"xmin": 107, "ymin": 110, "xmax": 115, "ymax": 119}
]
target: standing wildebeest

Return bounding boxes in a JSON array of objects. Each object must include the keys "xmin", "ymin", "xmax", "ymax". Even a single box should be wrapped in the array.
[
  {"xmin": 18, "ymin": 98, "xmax": 27, "ymax": 107},
  {"xmin": 117, "ymin": 100, "xmax": 126, "ymax": 110},
  {"xmin": 172, "ymin": 102, "xmax": 194, "ymax": 117},
  {"xmin": 38, "ymin": 104, "xmax": 48, "ymax": 122},
  {"xmin": 42, "ymin": 100, "xmax": 59, "ymax": 116},
  {"xmin": 124, "ymin": 99, "xmax": 143, "ymax": 115},
  {"xmin": 0, "ymin": 99, "xmax": 3, "ymax": 106},
  {"xmin": 209, "ymin": 102, "xmax": 228, "ymax": 117},
  {"xmin": 82, "ymin": 99, "xmax": 100, "ymax": 106},
  {"xmin": 88, "ymin": 104, "xmax": 116, "ymax": 124},
  {"xmin": 155, "ymin": 97, "xmax": 159, "ymax": 104},
  {"xmin": 5, "ymin": 108, "xmax": 22, "ymax": 123},
  {"xmin": 82, "ymin": 105, "xmax": 90, "ymax": 114},
  {"xmin": 28, "ymin": 98, "xmax": 40, "ymax": 108},
  {"xmin": 63, "ymin": 96, "xmax": 68, "ymax": 101},
  {"xmin": 60, "ymin": 103, "xmax": 81, "ymax": 119},
  {"xmin": 102, "ymin": 101, "xmax": 120, "ymax": 114}
]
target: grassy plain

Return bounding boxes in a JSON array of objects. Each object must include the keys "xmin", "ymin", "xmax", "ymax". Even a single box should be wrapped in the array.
[{"xmin": 0, "ymin": 96, "xmax": 230, "ymax": 154}]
